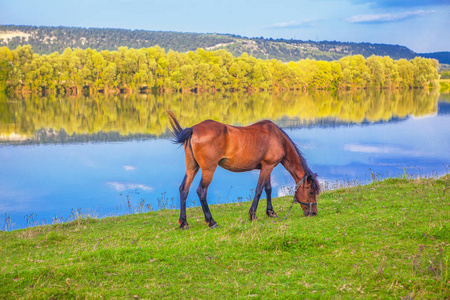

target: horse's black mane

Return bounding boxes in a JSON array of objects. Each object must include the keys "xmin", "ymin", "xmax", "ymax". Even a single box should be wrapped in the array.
[{"xmin": 277, "ymin": 125, "xmax": 321, "ymax": 194}]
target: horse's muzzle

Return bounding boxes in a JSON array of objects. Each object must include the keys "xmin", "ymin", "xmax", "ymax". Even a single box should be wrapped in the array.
[{"xmin": 304, "ymin": 211, "xmax": 318, "ymax": 217}]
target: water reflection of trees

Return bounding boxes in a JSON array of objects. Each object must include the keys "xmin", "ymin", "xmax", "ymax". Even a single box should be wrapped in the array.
[{"xmin": 0, "ymin": 89, "xmax": 439, "ymax": 142}]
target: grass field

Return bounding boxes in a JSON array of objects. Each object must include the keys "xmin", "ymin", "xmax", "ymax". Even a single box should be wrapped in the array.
[{"xmin": 1, "ymin": 175, "xmax": 449, "ymax": 299}]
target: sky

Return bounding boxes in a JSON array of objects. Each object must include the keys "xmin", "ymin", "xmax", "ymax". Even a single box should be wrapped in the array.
[{"xmin": 1, "ymin": 0, "xmax": 449, "ymax": 53}]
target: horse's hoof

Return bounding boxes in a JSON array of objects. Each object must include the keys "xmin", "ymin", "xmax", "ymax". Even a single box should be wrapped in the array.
[
  {"xmin": 249, "ymin": 212, "xmax": 257, "ymax": 221},
  {"xmin": 205, "ymin": 219, "xmax": 219, "ymax": 228},
  {"xmin": 266, "ymin": 210, "xmax": 278, "ymax": 218},
  {"xmin": 209, "ymin": 222, "xmax": 220, "ymax": 229},
  {"xmin": 179, "ymin": 220, "xmax": 189, "ymax": 230}
]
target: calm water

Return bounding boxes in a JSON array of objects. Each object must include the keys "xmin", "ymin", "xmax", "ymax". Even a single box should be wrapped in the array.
[{"xmin": 1, "ymin": 90, "xmax": 449, "ymax": 230}]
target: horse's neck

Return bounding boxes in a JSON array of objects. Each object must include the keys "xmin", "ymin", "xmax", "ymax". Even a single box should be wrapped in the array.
[{"xmin": 281, "ymin": 140, "xmax": 306, "ymax": 183}]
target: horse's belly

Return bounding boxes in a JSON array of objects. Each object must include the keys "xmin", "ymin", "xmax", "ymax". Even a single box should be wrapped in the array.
[{"xmin": 218, "ymin": 158, "xmax": 261, "ymax": 172}]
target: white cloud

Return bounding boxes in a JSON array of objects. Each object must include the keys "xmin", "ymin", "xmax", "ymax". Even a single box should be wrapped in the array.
[
  {"xmin": 124, "ymin": 165, "xmax": 136, "ymax": 171},
  {"xmin": 278, "ymin": 186, "xmax": 297, "ymax": 197},
  {"xmin": 346, "ymin": 10, "xmax": 436, "ymax": 23},
  {"xmin": 0, "ymin": 186, "xmax": 32, "ymax": 212},
  {"xmin": 344, "ymin": 144, "xmax": 391, "ymax": 153},
  {"xmin": 344, "ymin": 144, "xmax": 428, "ymax": 156},
  {"xmin": 350, "ymin": 0, "xmax": 448, "ymax": 9},
  {"xmin": 270, "ymin": 174, "xmax": 280, "ymax": 188},
  {"xmin": 268, "ymin": 19, "xmax": 322, "ymax": 29},
  {"xmin": 106, "ymin": 181, "xmax": 153, "ymax": 192}
]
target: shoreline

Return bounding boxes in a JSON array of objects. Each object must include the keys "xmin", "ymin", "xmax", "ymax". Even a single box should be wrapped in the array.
[{"xmin": 3, "ymin": 172, "xmax": 448, "ymax": 232}]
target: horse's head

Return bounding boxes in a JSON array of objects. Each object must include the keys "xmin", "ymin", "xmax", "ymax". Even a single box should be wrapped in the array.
[{"xmin": 294, "ymin": 174, "xmax": 320, "ymax": 217}]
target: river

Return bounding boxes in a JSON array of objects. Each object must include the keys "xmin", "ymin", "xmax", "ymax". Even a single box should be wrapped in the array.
[{"xmin": 1, "ymin": 90, "xmax": 449, "ymax": 230}]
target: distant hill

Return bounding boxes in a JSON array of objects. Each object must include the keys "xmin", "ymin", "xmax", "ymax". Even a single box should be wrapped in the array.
[
  {"xmin": 417, "ymin": 52, "xmax": 450, "ymax": 65},
  {"xmin": 1, "ymin": 25, "xmax": 448, "ymax": 63}
]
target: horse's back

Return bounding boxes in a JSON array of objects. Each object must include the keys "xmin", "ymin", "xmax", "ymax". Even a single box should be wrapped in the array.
[
  {"xmin": 242, "ymin": 120, "xmax": 278, "ymax": 132},
  {"xmin": 188, "ymin": 120, "xmax": 228, "ymax": 166},
  {"xmin": 191, "ymin": 119, "xmax": 277, "ymax": 142},
  {"xmin": 191, "ymin": 119, "xmax": 228, "ymax": 144},
  {"xmin": 189, "ymin": 119, "xmax": 284, "ymax": 172},
  {"xmin": 228, "ymin": 120, "xmax": 281, "ymax": 143},
  {"xmin": 191, "ymin": 119, "xmax": 282, "ymax": 150}
]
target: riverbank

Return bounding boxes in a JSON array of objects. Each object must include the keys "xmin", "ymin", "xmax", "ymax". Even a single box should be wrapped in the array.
[
  {"xmin": 440, "ymin": 79, "xmax": 450, "ymax": 93},
  {"xmin": 1, "ymin": 175, "xmax": 449, "ymax": 299}
]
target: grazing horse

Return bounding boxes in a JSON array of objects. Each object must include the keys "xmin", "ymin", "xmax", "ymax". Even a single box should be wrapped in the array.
[{"xmin": 167, "ymin": 111, "xmax": 320, "ymax": 229}]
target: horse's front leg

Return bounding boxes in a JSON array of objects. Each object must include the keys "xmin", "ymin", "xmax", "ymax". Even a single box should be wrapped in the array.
[
  {"xmin": 248, "ymin": 185, "xmax": 264, "ymax": 221},
  {"xmin": 249, "ymin": 166, "xmax": 274, "ymax": 221},
  {"xmin": 265, "ymin": 178, "xmax": 278, "ymax": 218}
]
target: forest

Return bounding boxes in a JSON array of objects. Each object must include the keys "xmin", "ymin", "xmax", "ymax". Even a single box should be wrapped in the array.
[{"xmin": 0, "ymin": 45, "xmax": 439, "ymax": 94}]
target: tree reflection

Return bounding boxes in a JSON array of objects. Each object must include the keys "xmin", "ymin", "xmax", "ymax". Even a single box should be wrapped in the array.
[{"xmin": 0, "ymin": 89, "xmax": 439, "ymax": 143}]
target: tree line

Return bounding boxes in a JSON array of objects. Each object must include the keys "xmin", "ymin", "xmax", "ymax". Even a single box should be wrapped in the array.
[{"xmin": 0, "ymin": 45, "xmax": 439, "ymax": 94}]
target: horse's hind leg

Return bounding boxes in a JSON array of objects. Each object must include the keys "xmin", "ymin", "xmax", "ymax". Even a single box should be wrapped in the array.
[
  {"xmin": 178, "ymin": 151, "xmax": 199, "ymax": 229},
  {"xmin": 197, "ymin": 168, "xmax": 219, "ymax": 228},
  {"xmin": 265, "ymin": 175, "xmax": 278, "ymax": 218},
  {"xmin": 178, "ymin": 168, "xmax": 198, "ymax": 229}
]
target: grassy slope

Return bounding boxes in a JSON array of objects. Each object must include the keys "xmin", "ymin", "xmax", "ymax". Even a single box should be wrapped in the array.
[{"xmin": 0, "ymin": 176, "xmax": 449, "ymax": 299}]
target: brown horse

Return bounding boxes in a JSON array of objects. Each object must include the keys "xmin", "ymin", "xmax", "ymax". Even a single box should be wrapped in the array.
[{"xmin": 167, "ymin": 111, "xmax": 320, "ymax": 229}]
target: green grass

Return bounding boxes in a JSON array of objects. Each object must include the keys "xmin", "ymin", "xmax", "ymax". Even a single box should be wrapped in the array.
[{"xmin": 1, "ymin": 175, "xmax": 449, "ymax": 299}]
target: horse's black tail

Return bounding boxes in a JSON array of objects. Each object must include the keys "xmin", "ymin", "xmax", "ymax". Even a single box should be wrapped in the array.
[{"xmin": 167, "ymin": 110, "xmax": 193, "ymax": 145}]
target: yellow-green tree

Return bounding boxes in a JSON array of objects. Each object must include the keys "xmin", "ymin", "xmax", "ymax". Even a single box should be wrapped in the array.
[{"xmin": 0, "ymin": 45, "xmax": 440, "ymax": 94}]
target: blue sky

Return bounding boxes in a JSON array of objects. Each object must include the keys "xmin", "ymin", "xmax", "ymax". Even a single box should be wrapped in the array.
[{"xmin": 1, "ymin": 0, "xmax": 449, "ymax": 53}]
